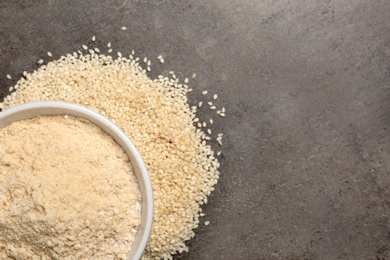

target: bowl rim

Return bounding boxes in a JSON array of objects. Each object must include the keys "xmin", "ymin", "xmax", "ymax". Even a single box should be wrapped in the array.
[{"xmin": 0, "ymin": 101, "xmax": 153, "ymax": 260}]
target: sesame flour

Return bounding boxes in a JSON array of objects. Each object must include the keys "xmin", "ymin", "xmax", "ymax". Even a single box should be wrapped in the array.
[{"xmin": 0, "ymin": 115, "xmax": 141, "ymax": 259}]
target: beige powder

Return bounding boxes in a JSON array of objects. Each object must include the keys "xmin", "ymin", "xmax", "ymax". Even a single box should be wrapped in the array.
[{"xmin": 0, "ymin": 115, "xmax": 141, "ymax": 259}]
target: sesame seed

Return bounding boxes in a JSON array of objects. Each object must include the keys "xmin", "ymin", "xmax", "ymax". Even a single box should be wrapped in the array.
[
  {"xmin": 131, "ymin": 49, "xmax": 135, "ymax": 55},
  {"xmin": 192, "ymin": 73, "xmax": 196, "ymax": 79},
  {"xmin": 88, "ymin": 49, "xmax": 95, "ymax": 55},
  {"xmin": 37, "ymin": 59, "xmax": 44, "ymax": 64},
  {"xmin": 121, "ymin": 26, "xmax": 127, "ymax": 31},
  {"xmin": 108, "ymin": 49, "xmax": 113, "ymax": 53},
  {"xmin": 184, "ymin": 78, "xmax": 189, "ymax": 84},
  {"xmin": 82, "ymin": 45, "xmax": 88, "ymax": 50},
  {"xmin": 202, "ymin": 91, "xmax": 208, "ymax": 95},
  {"xmin": 117, "ymin": 52, "xmax": 122, "ymax": 57},
  {"xmin": 147, "ymin": 66, "xmax": 151, "ymax": 72},
  {"xmin": 9, "ymin": 86, "xmax": 13, "ymax": 91},
  {"xmin": 143, "ymin": 57, "xmax": 147, "ymax": 63},
  {"xmin": 217, "ymin": 151, "xmax": 221, "ymax": 156},
  {"xmin": 107, "ymin": 42, "xmax": 111, "ymax": 48},
  {"xmin": 94, "ymin": 48, "xmax": 100, "ymax": 53},
  {"xmin": 213, "ymin": 94, "xmax": 218, "ymax": 100},
  {"xmin": 210, "ymin": 106, "xmax": 216, "ymax": 110},
  {"xmin": 160, "ymin": 58, "xmax": 164, "ymax": 64},
  {"xmin": 222, "ymin": 107, "xmax": 225, "ymax": 113},
  {"xmin": 0, "ymin": 49, "xmax": 225, "ymax": 260},
  {"xmin": 204, "ymin": 221, "xmax": 210, "ymax": 226},
  {"xmin": 209, "ymin": 119, "xmax": 213, "ymax": 124},
  {"xmin": 6, "ymin": 74, "xmax": 11, "ymax": 80},
  {"xmin": 92, "ymin": 36, "xmax": 96, "ymax": 42},
  {"xmin": 47, "ymin": 52, "xmax": 52, "ymax": 57},
  {"xmin": 207, "ymin": 102, "xmax": 213, "ymax": 106}
]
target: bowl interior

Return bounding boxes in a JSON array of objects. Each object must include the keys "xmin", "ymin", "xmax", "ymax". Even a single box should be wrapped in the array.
[{"xmin": 0, "ymin": 101, "xmax": 153, "ymax": 260}]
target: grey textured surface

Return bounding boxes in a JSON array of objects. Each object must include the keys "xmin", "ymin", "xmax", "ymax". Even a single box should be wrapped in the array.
[{"xmin": 1, "ymin": 0, "xmax": 390, "ymax": 259}]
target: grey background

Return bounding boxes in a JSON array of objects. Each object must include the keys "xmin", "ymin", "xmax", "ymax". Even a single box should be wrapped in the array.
[{"xmin": 1, "ymin": 0, "xmax": 390, "ymax": 259}]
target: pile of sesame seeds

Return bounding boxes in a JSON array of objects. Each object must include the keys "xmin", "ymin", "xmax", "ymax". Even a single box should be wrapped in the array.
[{"xmin": 1, "ymin": 35, "xmax": 225, "ymax": 260}]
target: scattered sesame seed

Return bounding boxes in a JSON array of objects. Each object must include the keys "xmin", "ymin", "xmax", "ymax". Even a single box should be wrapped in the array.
[
  {"xmin": 198, "ymin": 101, "xmax": 203, "ymax": 108},
  {"xmin": 88, "ymin": 49, "xmax": 95, "ymax": 55},
  {"xmin": 117, "ymin": 52, "xmax": 122, "ymax": 57},
  {"xmin": 37, "ymin": 59, "xmax": 44, "ymax": 64},
  {"xmin": 107, "ymin": 42, "xmax": 111, "ymax": 48},
  {"xmin": 143, "ymin": 57, "xmax": 147, "ymax": 63},
  {"xmin": 92, "ymin": 36, "xmax": 96, "ymax": 42},
  {"xmin": 157, "ymin": 55, "xmax": 162, "ymax": 60},
  {"xmin": 192, "ymin": 73, "xmax": 196, "ymax": 79},
  {"xmin": 147, "ymin": 66, "xmax": 151, "ymax": 72},
  {"xmin": 202, "ymin": 91, "xmax": 208, "ymax": 95},
  {"xmin": 9, "ymin": 86, "xmax": 13, "ymax": 91},
  {"xmin": 222, "ymin": 107, "xmax": 225, "ymax": 113},
  {"xmin": 94, "ymin": 48, "xmax": 100, "ymax": 53},
  {"xmin": 160, "ymin": 58, "xmax": 164, "ymax": 64},
  {"xmin": 207, "ymin": 102, "xmax": 213, "ymax": 106},
  {"xmin": 210, "ymin": 106, "xmax": 216, "ymax": 110},
  {"xmin": 47, "ymin": 52, "xmax": 52, "ymax": 57},
  {"xmin": 0, "ymin": 49, "xmax": 225, "ymax": 260},
  {"xmin": 217, "ymin": 151, "xmax": 221, "ymax": 156},
  {"xmin": 108, "ymin": 49, "xmax": 113, "ymax": 53},
  {"xmin": 184, "ymin": 78, "xmax": 189, "ymax": 84},
  {"xmin": 213, "ymin": 94, "xmax": 218, "ymax": 100},
  {"xmin": 204, "ymin": 221, "xmax": 210, "ymax": 226},
  {"xmin": 121, "ymin": 26, "xmax": 127, "ymax": 31},
  {"xmin": 6, "ymin": 74, "xmax": 12, "ymax": 80},
  {"xmin": 82, "ymin": 45, "xmax": 88, "ymax": 50},
  {"xmin": 131, "ymin": 49, "xmax": 135, "ymax": 55},
  {"xmin": 209, "ymin": 119, "xmax": 213, "ymax": 124}
]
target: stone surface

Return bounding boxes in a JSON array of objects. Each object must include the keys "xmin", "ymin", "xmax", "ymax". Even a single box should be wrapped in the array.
[{"xmin": 1, "ymin": 0, "xmax": 390, "ymax": 259}]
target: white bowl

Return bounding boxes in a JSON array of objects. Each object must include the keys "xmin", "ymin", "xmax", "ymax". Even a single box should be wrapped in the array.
[{"xmin": 0, "ymin": 101, "xmax": 153, "ymax": 260}]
